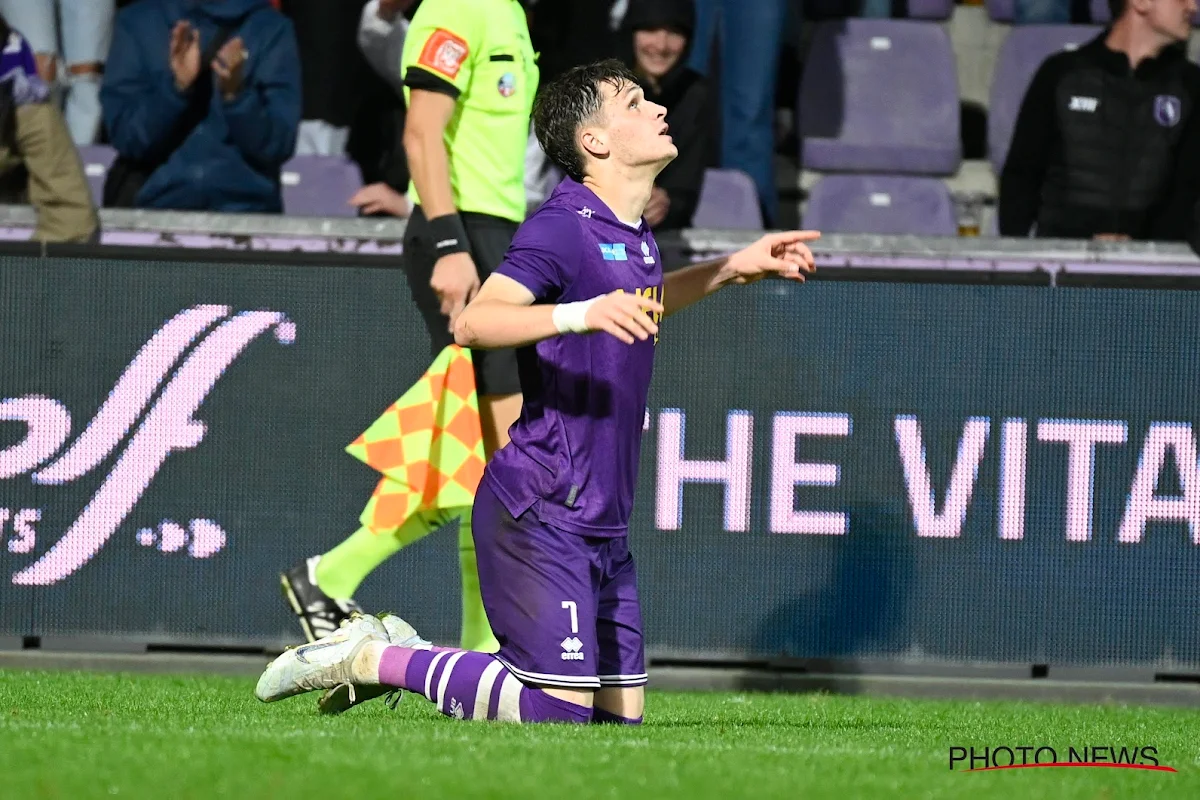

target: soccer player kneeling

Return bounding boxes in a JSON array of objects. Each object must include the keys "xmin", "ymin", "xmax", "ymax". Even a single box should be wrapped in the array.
[{"xmin": 255, "ymin": 59, "xmax": 819, "ymax": 724}]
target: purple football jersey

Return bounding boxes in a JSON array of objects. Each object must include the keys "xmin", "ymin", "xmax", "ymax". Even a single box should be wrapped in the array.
[{"xmin": 483, "ymin": 177, "xmax": 664, "ymax": 537}]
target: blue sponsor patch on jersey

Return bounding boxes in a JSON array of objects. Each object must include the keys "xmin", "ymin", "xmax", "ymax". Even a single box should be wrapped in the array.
[{"xmin": 599, "ymin": 243, "xmax": 628, "ymax": 261}]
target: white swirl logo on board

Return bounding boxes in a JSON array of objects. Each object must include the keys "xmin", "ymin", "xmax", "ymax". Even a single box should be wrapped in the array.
[{"xmin": 0, "ymin": 304, "xmax": 295, "ymax": 586}]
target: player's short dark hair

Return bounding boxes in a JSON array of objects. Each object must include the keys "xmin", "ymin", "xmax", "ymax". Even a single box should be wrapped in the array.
[
  {"xmin": 533, "ymin": 59, "xmax": 641, "ymax": 183},
  {"xmin": 1108, "ymin": 0, "xmax": 1126, "ymax": 19}
]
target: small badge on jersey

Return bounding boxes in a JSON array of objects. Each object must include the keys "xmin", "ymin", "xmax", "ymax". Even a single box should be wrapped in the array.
[
  {"xmin": 498, "ymin": 72, "xmax": 516, "ymax": 97},
  {"xmin": 641, "ymin": 241, "xmax": 655, "ymax": 264},
  {"xmin": 599, "ymin": 243, "xmax": 628, "ymax": 261},
  {"xmin": 1154, "ymin": 95, "xmax": 1181, "ymax": 128}
]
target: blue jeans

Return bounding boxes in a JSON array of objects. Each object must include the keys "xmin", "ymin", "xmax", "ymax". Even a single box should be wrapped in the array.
[
  {"xmin": 0, "ymin": 0, "xmax": 115, "ymax": 144},
  {"xmin": 689, "ymin": 0, "xmax": 789, "ymax": 226},
  {"xmin": 1014, "ymin": 0, "xmax": 1070, "ymax": 23}
]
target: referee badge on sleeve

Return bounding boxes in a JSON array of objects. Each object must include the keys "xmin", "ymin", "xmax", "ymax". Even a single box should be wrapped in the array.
[
  {"xmin": 498, "ymin": 72, "xmax": 516, "ymax": 97},
  {"xmin": 418, "ymin": 28, "xmax": 470, "ymax": 80}
]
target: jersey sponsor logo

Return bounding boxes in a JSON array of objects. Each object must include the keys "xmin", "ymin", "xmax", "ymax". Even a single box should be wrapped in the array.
[
  {"xmin": 617, "ymin": 286, "xmax": 664, "ymax": 344},
  {"xmin": 599, "ymin": 242, "xmax": 628, "ymax": 261},
  {"xmin": 498, "ymin": 72, "xmax": 516, "ymax": 97},
  {"xmin": 641, "ymin": 241, "xmax": 655, "ymax": 264},
  {"xmin": 1068, "ymin": 96, "xmax": 1098, "ymax": 113},
  {"xmin": 1154, "ymin": 95, "xmax": 1181, "ymax": 128},
  {"xmin": 579, "ymin": 207, "xmax": 594, "ymax": 218},
  {"xmin": 417, "ymin": 28, "xmax": 469, "ymax": 80}
]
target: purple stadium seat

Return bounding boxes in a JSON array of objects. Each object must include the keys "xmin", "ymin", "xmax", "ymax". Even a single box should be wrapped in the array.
[
  {"xmin": 691, "ymin": 168, "xmax": 764, "ymax": 230},
  {"xmin": 987, "ymin": 0, "xmax": 1015, "ymax": 22},
  {"xmin": 799, "ymin": 20, "xmax": 961, "ymax": 175},
  {"xmin": 802, "ymin": 174, "xmax": 958, "ymax": 235},
  {"xmin": 906, "ymin": 0, "xmax": 955, "ymax": 20},
  {"xmin": 988, "ymin": 25, "xmax": 1101, "ymax": 174},
  {"xmin": 280, "ymin": 156, "xmax": 364, "ymax": 217},
  {"xmin": 77, "ymin": 144, "xmax": 116, "ymax": 207},
  {"xmin": 1089, "ymin": 0, "xmax": 1200, "ymax": 23}
]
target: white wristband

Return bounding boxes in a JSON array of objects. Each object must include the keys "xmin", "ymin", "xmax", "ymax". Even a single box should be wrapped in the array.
[{"xmin": 552, "ymin": 298, "xmax": 598, "ymax": 334}]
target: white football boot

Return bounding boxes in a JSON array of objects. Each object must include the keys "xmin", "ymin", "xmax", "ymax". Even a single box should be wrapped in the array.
[
  {"xmin": 255, "ymin": 613, "xmax": 389, "ymax": 703},
  {"xmin": 316, "ymin": 612, "xmax": 431, "ymax": 715}
]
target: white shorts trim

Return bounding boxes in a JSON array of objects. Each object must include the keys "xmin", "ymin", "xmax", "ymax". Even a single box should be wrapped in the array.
[
  {"xmin": 497, "ymin": 656, "xmax": 602, "ymax": 690},
  {"xmin": 598, "ymin": 673, "xmax": 648, "ymax": 687}
]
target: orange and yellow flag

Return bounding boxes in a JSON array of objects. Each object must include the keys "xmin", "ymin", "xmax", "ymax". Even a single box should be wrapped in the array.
[{"xmin": 346, "ymin": 345, "xmax": 486, "ymax": 534}]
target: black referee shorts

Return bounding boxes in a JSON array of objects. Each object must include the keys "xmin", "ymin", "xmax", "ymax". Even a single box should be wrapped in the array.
[{"xmin": 403, "ymin": 206, "xmax": 522, "ymax": 397}]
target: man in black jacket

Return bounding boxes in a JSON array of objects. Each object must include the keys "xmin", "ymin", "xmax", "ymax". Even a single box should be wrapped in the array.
[
  {"xmin": 620, "ymin": 0, "xmax": 713, "ymax": 230},
  {"xmin": 999, "ymin": 0, "xmax": 1200, "ymax": 242}
]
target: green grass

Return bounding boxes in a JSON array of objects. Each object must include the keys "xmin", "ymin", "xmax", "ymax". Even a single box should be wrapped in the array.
[{"xmin": 1, "ymin": 669, "xmax": 1199, "ymax": 800}]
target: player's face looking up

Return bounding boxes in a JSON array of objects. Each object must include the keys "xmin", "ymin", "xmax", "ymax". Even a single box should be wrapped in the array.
[
  {"xmin": 533, "ymin": 60, "xmax": 677, "ymax": 183},
  {"xmin": 579, "ymin": 81, "xmax": 678, "ymax": 174}
]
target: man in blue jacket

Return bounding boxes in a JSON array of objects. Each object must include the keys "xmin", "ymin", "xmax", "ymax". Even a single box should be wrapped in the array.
[{"xmin": 101, "ymin": 0, "xmax": 301, "ymax": 212}]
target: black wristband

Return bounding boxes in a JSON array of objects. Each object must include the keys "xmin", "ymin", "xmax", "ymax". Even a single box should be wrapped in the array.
[{"xmin": 429, "ymin": 213, "xmax": 470, "ymax": 257}]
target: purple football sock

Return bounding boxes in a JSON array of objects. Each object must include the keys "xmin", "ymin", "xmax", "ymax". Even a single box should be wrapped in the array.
[{"xmin": 378, "ymin": 645, "xmax": 592, "ymax": 723}]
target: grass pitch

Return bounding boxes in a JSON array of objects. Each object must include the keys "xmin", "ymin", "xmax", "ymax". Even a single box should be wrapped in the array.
[{"xmin": 1, "ymin": 668, "xmax": 1198, "ymax": 799}]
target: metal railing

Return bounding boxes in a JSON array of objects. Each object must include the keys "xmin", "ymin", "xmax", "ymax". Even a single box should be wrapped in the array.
[{"xmin": 1, "ymin": 204, "xmax": 1197, "ymax": 274}]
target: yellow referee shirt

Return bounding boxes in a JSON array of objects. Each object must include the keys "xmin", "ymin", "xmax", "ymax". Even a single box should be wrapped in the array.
[{"xmin": 401, "ymin": 0, "xmax": 538, "ymax": 223}]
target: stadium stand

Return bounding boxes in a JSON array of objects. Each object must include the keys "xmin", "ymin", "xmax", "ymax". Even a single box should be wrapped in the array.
[
  {"xmin": 77, "ymin": 144, "xmax": 117, "ymax": 208},
  {"xmin": 280, "ymin": 156, "xmax": 365, "ymax": 218},
  {"xmin": 799, "ymin": 20, "xmax": 962, "ymax": 175},
  {"xmin": 692, "ymin": 168, "xmax": 764, "ymax": 229},
  {"xmin": 906, "ymin": 0, "xmax": 958, "ymax": 20},
  {"xmin": 803, "ymin": 174, "xmax": 959, "ymax": 235},
  {"xmin": 984, "ymin": 0, "xmax": 1018, "ymax": 22}
]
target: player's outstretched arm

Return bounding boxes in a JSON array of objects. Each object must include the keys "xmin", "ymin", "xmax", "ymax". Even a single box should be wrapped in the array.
[
  {"xmin": 454, "ymin": 274, "xmax": 665, "ymax": 349},
  {"xmin": 662, "ymin": 230, "xmax": 820, "ymax": 317}
]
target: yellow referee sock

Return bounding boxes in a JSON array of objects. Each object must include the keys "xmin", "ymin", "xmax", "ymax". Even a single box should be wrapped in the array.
[
  {"xmin": 313, "ymin": 512, "xmax": 445, "ymax": 601},
  {"xmin": 311, "ymin": 509, "xmax": 497, "ymax": 653}
]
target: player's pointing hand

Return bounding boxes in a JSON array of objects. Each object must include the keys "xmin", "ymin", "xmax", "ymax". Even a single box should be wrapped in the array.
[{"xmin": 716, "ymin": 230, "xmax": 820, "ymax": 287}]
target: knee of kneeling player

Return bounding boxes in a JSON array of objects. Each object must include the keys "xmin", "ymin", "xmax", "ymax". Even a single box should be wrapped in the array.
[
  {"xmin": 593, "ymin": 686, "xmax": 645, "ymax": 722},
  {"xmin": 592, "ymin": 706, "xmax": 644, "ymax": 725},
  {"xmin": 518, "ymin": 688, "xmax": 593, "ymax": 724}
]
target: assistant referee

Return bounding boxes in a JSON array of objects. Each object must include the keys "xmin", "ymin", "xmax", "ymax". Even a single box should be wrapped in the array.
[{"xmin": 401, "ymin": 0, "xmax": 537, "ymax": 447}]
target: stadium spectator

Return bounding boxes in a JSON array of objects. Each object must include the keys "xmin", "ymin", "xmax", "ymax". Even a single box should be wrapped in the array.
[
  {"xmin": 619, "ymin": 0, "xmax": 711, "ymax": 230},
  {"xmin": 283, "ymin": 0, "xmax": 370, "ymax": 157},
  {"xmin": 528, "ymin": 0, "xmax": 626, "ymax": 89},
  {"xmin": 525, "ymin": 1, "xmax": 628, "ymax": 213},
  {"xmin": 999, "ymin": 0, "xmax": 1200, "ymax": 241},
  {"xmin": 348, "ymin": 0, "xmax": 417, "ymax": 217},
  {"xmin": 0, "ymin": 0, "xmax": 114, "ymax": 145},
  {"xmin": 357, "ymin": 0, "xmax": 415, "ymax": 98},
  {"xmin": 688, "ymin": 0, "xmax": 788, "ymax": 226},
  {"xmin": 0, "ymin": 14, "xmax": 97, "ymax": 242},
  {"xmin": 100, "ymin": 0, "xmax": 301, "ymax": 212}
]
